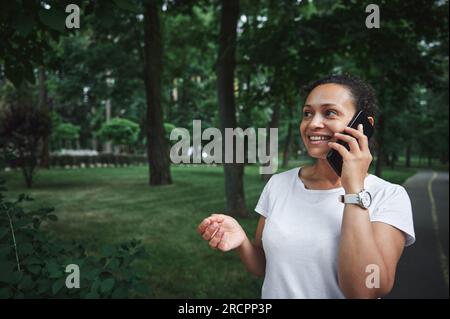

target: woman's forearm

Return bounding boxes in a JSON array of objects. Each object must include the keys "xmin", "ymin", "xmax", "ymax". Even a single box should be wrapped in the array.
[
  {"xmin": 236, "ymin": 236, "xmax": 266, "ymax": 277},
  {"xmin": 338, "ymin": 204, "xmax": 390, "ymax": 298}
]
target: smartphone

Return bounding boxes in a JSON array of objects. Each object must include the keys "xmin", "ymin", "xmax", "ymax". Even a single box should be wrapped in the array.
[{"xmin": 326, "ymin": 110, "xmax": 374, "ymax": 176}]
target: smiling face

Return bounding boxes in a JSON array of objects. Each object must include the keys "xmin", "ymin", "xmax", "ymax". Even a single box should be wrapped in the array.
[{"xmin": 300, "ymin": 83, "xmax": 358, "ymax": 159}]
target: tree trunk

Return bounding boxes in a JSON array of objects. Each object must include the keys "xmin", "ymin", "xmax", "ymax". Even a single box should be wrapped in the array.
[
  {"xmin": 143, "ymin": 1, "xmax": 172, "ymax": 186},
  {"xmin": 375, "ymin": 114, "xmax": 384, "ymax": 177},
  {"xmin": 104, "ymin": 99, "xmax": 112, "ymax": 153},
  {"xmin": 262, "ymin": 100, "xmax": 280, "ymax": 181},
  {"xmin": 390, "ymin": 152, "xmax": 395, "ymax": 169},
  {"xmin": 38, "ymin": 66, "xmax": 50, "ymax": 168},
  {"xmin": 217, "ymin": 0, "xmax": 246, "ymax": 217},
  {"xmin": 282, "ymin": 102, "xmax": 293, "ymax": 168},
  {"xmin": 405, "ymin": 143, "xmax": 411, "ymax": 167}
]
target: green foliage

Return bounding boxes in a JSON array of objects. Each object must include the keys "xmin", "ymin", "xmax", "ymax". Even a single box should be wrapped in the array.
[
  {"xmin": 0, "ymin": 92, "xmax": 50, "ymax": 187},
  {"xmin": 0, "ymin": 180, "xmax": 151, "ymax": 298},
  {"xmin": 1, "ymin": 0, "xmax": 448, "ymax": 166},
  {"xmin": 97, "ymin": 118, "xmax": 140, "ymax": 146},
  {"xmin": 53, "ymin": 123, "xmax": 81, "ymax": 142}
]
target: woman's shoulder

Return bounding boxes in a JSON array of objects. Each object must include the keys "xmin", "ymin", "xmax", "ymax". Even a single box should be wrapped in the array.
[
  {"xmin": 366, "ymin": 174, "xmax": 409, "ymax": 198},
  {"xmin": 269, "ymin": 167, "xmax": 300, "ymax": 185}
]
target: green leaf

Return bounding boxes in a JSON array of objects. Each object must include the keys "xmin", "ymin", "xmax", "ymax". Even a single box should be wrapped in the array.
[
  {"xmin": 18, "ymin": 274, "xmax": 34, "ymax": 291},
  {"xmin": 0, "ymin": 227, "xmax": 9, "ymax": 240},
  {"xmin": 107, "ymin": 258, "xmax": 120, "ymax": 270},
  {"xmin": 36, "ymin": 279, "xmax": 51, "ymax": 295},
  {"xmin": 85, "ymin": 291, "xmax": 99, "ymax": 299},
  {"xmin": 0, "ymin": 287, "xmax": 13, "ymax": 298},
  {"xmin": 20, "ymin": 242, "xmax": 34, "ymax": 255},
  {"xmin": 0, "ymin": 244, "xmax": 11, "ymax": 258},
  {"xmin": 0, "ymin": 261, "xmax": 17, "ymax": 282},
  {"xmin": 134, "ymin": 282, "xmax": 150, "ymax": 297},
  {"xmin": 23, "ymin": 257, "xmax": 41, "ymax": 265},
  {"xmin": 101, "ymin": 245, "xmax": 115, "ymax": 257},
  {"xmin": 15, "ymin": 219, "xmax": 30, "ymax": 228},
  {"xmin": 46, "ymin": 261, "xmax": 62, "ymax": 278},
  {"xmin": 111, "ymin": 287, "xmax": 128, "ymax": 299},
  {"xmin": 100, "ymin": 278, "xmax": 115, "ymax": 293},
  {"xmin": 52, "ymin": 278, "xmax": 66, "ymax": 295},
  {"xmin": 11, "ymin": 272, "xmax": 24, "ymax": 285},
  {"xmin": 86, "ymin": 269, "xmax": 101, "ymax": 281},
  {"xmin": 28, "ymin": 264, "xmax": 42, "ymax": 275}
]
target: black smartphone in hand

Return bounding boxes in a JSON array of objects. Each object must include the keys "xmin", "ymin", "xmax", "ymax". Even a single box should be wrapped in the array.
[{"xmin": 326, "ymin": 110, "xmax": 374, "ymax": 177}]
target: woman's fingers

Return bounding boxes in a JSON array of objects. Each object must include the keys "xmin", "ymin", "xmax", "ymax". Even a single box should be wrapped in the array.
[
  {"xmin": 197, "ymin": 218, "xmax": 211, "ymax": 234},
  {"xmin": 344, "ymin": 124, "xmax": 369, "ymax": 151},
  {"xmin": 333, "ymin": 132, "xmax": 360, "ymax": 154},
  {"xmin": 210, "ymin": 214, "xmax": 225, "ymax": 223},
  {"xmin": 328, "ymin": 141, "xmax": 351, "ymax": 159},
  {"xmin": 197, "ymin": 214, "xmax": 224, "ymax": 235},
  {"xmin": 217, "ymin": 233, "xmax": 229, "ymax": 252},
  {"xmin": 209, "ymin": 229, "xmax": 224, "ymax": 249},
  {"xmin": 202, "ymin": 222, "xmax": 220, "ymax": 241}
]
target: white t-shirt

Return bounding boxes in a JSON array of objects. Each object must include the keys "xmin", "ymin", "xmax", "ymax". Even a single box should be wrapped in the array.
[{"xmin": 255, "ymin": 167, "xmax": 415, "ymax": 299}]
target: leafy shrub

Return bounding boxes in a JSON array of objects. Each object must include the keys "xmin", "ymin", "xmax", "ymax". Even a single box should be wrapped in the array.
[
  {"xmin": 0, "ymin": 181, "xmax": 151, "ymax": 298},
  {"xmin": 97, "ymin": 118, "xmax": 140, "ymax": 151},
  {"xmin": 52, "ymin": 123, "xmax": 80, "ymax": 150},
  {"xmin": 0, "ymin": 99, "xmax": 50, "ymax": 187}
]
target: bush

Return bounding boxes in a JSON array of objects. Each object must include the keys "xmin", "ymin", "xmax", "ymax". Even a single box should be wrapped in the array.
[
  {"xmin": 52, "ymin": 123, "xmax": 80, "ymax": 149},
  {"xmin": 97, "ymin": 118, "xmax": 140, "ymax": 152},
  {"xmin": 46, "ymin": 154, "xmax": 147, "ymax": 168},
  {"xmin": 0, "ymin": 181, "xmax": 151, "ymax": 298},
  {"xmin": 0, "ymin": 99, "xmax": 50, "ymax": 187}
]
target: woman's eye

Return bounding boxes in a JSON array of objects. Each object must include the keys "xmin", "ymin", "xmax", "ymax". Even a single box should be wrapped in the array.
[
  {"xmin": 303, "ymin": 111, "xmax": 312, "ymax": 117},
  {"xmin": 325, "ymin": 110, "xmax": 338, "ymax": 117}
]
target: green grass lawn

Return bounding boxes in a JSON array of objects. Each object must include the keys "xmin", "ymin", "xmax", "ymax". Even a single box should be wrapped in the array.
[{"xmin": 0, "ymin": 162, "xmax": 419, "ymax": 298}]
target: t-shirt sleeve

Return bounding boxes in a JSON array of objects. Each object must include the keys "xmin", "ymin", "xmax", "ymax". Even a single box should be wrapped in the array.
[
  {"xmin": 370, "ymin": 185, "xmax": 416, "ymax": 247},
  {"xmin": 255, "ymin": 177, "xmax": 273, "ymax": 218}
]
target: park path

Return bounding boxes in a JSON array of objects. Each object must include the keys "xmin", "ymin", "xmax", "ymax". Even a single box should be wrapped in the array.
[{"xmin": 387, "ymin": 170, "xmax": 449, "ymax": 299}]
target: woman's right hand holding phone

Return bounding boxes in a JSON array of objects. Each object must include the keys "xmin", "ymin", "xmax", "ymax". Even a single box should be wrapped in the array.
[{"xmin": 197, "ymin": 214, "xmax": 247, "ymax": 252}]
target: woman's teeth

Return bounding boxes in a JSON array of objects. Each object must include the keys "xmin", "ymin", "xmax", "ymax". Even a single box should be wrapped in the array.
[{"xmin": 309, "ymin": 136, "xmax": 331, "ymax": 141}]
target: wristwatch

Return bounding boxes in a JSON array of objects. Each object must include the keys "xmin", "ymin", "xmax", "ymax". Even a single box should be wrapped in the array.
[{"xmin": 339, "ymin": 189, "xmax": 372, "ymax": 209}]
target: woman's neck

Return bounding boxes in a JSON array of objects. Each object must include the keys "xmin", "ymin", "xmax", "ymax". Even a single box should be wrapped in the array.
[{"xmin": 301, "ymin": 159, "xmax": 342, "ymax": 189}]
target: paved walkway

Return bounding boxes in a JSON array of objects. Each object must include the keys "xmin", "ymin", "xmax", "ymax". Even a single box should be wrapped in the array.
[{"xmin": 387, "ymin": 170, "xmax": 449, "ymax": 299}]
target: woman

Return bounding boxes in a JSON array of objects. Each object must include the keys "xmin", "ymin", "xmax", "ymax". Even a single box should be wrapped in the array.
[{"xmin": 197, "ymin": 74, "xmax": 415, "ymax": 299}]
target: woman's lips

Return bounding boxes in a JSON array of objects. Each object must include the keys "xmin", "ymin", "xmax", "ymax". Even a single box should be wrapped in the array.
[
  {"xmin": 308, "ymin": 139, "xmax": 330, "ymax": 146},
  {"xmin": 307, "ymin": 135, "xmax": 332, "ymax": 146}
]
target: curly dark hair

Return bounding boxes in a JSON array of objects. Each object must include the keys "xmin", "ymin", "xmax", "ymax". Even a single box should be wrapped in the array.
[{"xmin": 303, "ymin": 74, "xmax": 379, "ymax": 118}]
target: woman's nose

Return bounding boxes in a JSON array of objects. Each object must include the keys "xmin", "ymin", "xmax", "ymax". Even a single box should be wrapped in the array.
[{"xmin": 309, "ymin": 115, "xmax": 325, "ymax": 128}]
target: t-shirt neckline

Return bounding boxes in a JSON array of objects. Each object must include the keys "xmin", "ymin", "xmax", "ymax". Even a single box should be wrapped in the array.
[{"xmin": 296, "ymin": 167, "xmax": 345, "ymax": 194}]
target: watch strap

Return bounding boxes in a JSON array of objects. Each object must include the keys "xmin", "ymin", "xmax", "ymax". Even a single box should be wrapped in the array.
[{"xmin": 339, "ymin": 194, "xmax": 360, "ymax": 204}]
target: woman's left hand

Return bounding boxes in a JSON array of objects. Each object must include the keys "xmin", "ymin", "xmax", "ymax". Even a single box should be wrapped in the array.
[{"xmin": 328, "ymin": 124, "xmax": 373, "ymax": 194}]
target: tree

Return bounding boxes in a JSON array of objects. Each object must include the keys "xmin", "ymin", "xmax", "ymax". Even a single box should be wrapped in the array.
[
  {"xmin": 217, "ymin": 0, "xmax": 247, "ymax": 217},
  {"xmin": 38, "ymin": 66, "xmax": 50, "ymax": 168},
  {"xmin": 143, "ymin": 0, "xmax": 172, "ymax": 186},
  {"xmin": 0, "ymin": 88, "xmax": 50, "ymax": 187}
]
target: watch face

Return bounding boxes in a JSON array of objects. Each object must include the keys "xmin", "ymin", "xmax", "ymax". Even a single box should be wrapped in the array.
[{"xmin": 360, "ymin": 191, "xmax": 372, "ymax": 208}]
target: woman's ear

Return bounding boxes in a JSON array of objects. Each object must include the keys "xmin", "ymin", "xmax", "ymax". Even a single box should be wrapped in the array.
[{"xmin": 368, "ymin": 117, "xmax": 375, "ymax": 126}]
